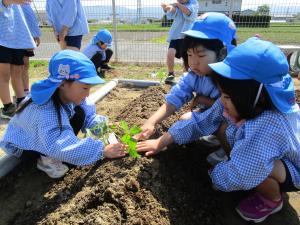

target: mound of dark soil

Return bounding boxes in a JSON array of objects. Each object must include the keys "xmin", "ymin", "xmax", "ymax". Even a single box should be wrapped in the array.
[{"xmin": 2, "ymin": 87, "xmax": 300, "ymax": 225}]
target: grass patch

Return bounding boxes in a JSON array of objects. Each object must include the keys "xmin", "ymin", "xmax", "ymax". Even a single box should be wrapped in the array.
[
  {"xmin": 41, "ymin": 23, "xmax": 170, "ymax": 32},
  {"xmin": 106, "ymin": 62, "xmax": 182, "ymax": 81},
  {"xmin": 237, "ymin": 24, "xmax": 300, "ymax": 44},
  {"xmin": 27, "ymin": 60, "xmax": 183, "ymax": 83},
  {"xmin": 30, "ymin": 60, "xmax": 48, "ymax": 68},
  {"xmin": 151, "ymin": 34, "xmax": 168, "ymax": 43},
  {"xmin": 150, "ymin": 23, "xmax": 300, "ymax": 45},
  {"xmin": 29, "ymin": 60, "xmax": 49, "ymax": 81}
]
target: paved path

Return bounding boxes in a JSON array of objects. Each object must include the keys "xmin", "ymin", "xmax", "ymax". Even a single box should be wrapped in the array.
[{"xmin": 34, "ymin": 31, "xmax": 172, "ymax": 63}]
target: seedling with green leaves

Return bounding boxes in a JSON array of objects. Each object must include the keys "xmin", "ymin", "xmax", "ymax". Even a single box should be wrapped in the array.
[
  {"xmin": 118, "ymin": 121, "xmax": 142, "ymax": 158},
  {"xmin": 156, "ymin": 69, "xmax": 167, "ymax": 83},
  {"xmin": 86, "ymin": 120, "xmax": 142, "ymax": 158},
  {"xmin": 86, "ymin": 120, "xmax": 111, "ymax": 145}
]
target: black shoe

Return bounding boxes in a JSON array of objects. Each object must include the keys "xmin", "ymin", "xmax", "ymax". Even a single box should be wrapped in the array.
[
  {"xmin": 0, "ymin": 104, "xmax": 16, "ymax": 119},
  {"xmin": 164, "ymin": 74, "xmax": 175, "ymax": 84},
  {"xmin": 101, "ymin": 64, "xmax": 114, "ymax": 70},
  {"xmin": 97, "ymin": 68, "xmax": 106, "ymax": 78}
]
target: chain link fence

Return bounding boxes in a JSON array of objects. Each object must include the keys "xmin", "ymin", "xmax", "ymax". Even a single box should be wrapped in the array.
[{"xmin": 32, "ymin": 0, "xmax": 300, "ymax": 66}]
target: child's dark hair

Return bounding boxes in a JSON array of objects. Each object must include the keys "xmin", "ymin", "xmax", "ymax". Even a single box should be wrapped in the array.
[
  {"xmin": 16, "ymin": 80, "xmax": 75, "ymax": 132},
  {"xmin": 212, "ymin": 72, "xmax": 275, "ymax": 119},
  {"xmin": 182, "ymin": 36, "xmax": 226, "ymax": 71}
]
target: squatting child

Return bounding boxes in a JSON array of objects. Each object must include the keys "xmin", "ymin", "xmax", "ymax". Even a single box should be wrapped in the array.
[
  {"xmin": 0, "ymin": 50, "xmax": 126, "ymax": 178},
  {"xmin": 83, "ymin": 29, "xmax": 114, "ymax": 78}
]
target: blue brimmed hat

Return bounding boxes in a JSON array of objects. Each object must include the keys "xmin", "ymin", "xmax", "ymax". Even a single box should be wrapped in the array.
[
  {"xmin": 209, "ymin": 37, "xmax": 299, "ymax": 113},
  {"xmin": 92, "ymin": 29, "xmax": 112, "ymax": 47},
  {"xmin": 182, "ymin": 12, "xmax": 237, "ymax": 52},
  {"xmin": 31, "ymin": 50, "xmax": 105, "ymax": 105}
]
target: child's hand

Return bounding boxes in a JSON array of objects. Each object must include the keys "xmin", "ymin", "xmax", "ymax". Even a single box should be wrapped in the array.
[
  {"xmin": 161, "ymin": 2, "xmax": 167, "ymax": 10},
  {"xmin": 136, "ymin": 139, "xmax": 164, "ymax": 157},
  {"xmin": 166, "ymin": 4, "xmax": 174, "ymax": 11},
  {"xmin": 34, "ymin": 37, "xmax": 40, "ymax": 47},
  {"xmin": 134, "ymin": 122, "xmax": 155, "ymax": 141},
  {"xmin": 103, "ymin": 143, "xmax": 127, "ymax": 159},
  {"xmin": 190, "ymin": 95, "xmax": 216, "ymax": 111},
  {"xmin": 58, "ymin": 26, "xmax": 68, "ymax": 49}
]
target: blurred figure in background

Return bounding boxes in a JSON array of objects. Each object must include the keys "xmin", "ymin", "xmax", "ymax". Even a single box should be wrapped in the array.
[
  {"xmin": 0, "ymin": 0, "xmax": 36, "ymax": 119},
  {"xmin": 83, "ymin": 29, "xmax": 114, "ymax": 78},
  {"xmin": 161, "ymin": 0, "xmax": 199, "ymax": 84},
  {"xmin": 46, "ymin": 0, "xmax": 89, "ymax": 50},
  {"xmin": 21, "ymin": 3, "xmax": 41, "ymax": 96}
]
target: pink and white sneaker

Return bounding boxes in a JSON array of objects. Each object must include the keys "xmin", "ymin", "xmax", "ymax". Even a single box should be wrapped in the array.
[{"xmin": 236, "ymin": 193, "xmax": 283, "ymax": 223}]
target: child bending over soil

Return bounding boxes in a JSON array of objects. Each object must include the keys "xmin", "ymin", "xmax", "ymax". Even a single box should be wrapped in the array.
[
  {"xmin": 137, "ymin": 37, "xmax": 300, "ymax": 223},
  {"xmin": 136, "ymin": 13, "xmax": 237, "ymax": 165},
  {"xmin": 0, "ymin": 50, "xmax": 126, "ymax": 178}
]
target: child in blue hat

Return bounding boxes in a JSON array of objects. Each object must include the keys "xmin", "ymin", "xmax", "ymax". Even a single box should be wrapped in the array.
[
  {"xmin": 0, "ymin": 50, "xmax": 126, "ymax": 179},
  {"xmin": 83, "ymin": 29, "xmax": 113, "ymax": 78},
  {"xmin": 136, "ymin": 13, "xmax": 237, "ymax": 163},
  {"xmin": 137, "ymin": 37, "xmax": 300, "ymax": 222}
]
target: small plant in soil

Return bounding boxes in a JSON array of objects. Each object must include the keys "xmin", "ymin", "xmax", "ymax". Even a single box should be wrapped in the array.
[
  {"xmin": 156, "ymin": 69, "xmax": 167, "ymax": 83},
  {"xmin": 151, "ymin": 69, "xmax": 166, "ymax": 83},
  {"xmin": 86, "ymin": 120, "xmax": 142, "ymax": 158}
]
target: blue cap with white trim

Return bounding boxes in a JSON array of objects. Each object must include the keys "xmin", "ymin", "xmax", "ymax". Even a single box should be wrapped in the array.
[
  {"xmin": 31, "ymin": 50, "xmax": 105, "ymax": 105},
  {"xmin": 209, "ymin": 37, "xmax": 299, "ymax": 113},
  {"xmin": 182, "ymin": 12, "xmax": 237, "ymax": 52}
]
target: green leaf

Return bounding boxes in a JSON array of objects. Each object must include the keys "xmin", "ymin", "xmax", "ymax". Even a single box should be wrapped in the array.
[
  {"xmin": 156, "ymin": 69, "xmax": 166, "ymax": 83},
  {"xmin": 129, "ymin": 126, "xmax": 142, "ymax": 135},
  {"xmin": 127, "ymin": 140, "xmax": 140, "ymax": 158},
  {"xmin": 86, "ymin": 129, "xmax": 93, "ymax": 138},
  {"xmin": 119, "ymin": 121, "xmax": 129, "ymax": 134},
  {"xmin": 121, "ymin": 134, "xmax": 131, "ymax": 144},
  {"xmin": 110, "ymin": 124, "xmax": 117, "ymax": 129},
  {"xmin": 89, "ymin": 120, "xmax": 141, "ymax": 159}
]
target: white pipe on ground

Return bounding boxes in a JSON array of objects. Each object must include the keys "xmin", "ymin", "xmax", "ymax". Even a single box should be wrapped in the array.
[
  {"xmin": 118, "ymin": 79, "xmax": 160, "ymax": 87},
  {"xmin": 88, "ymin": 79, "xmax": 119, "ymax": 104}
]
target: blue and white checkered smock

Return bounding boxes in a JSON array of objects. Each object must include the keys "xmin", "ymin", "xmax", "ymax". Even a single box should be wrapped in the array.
[
  {"xmin": 21, "ymin": 4, "xmax": 41, "ymax": 39},
  {"xmin": 46, "ymin": 0, "xmax": 89, "ymax": 36},
  {"xmin": 166, "ymin": 0, "xmax": 199, "ymax": 42},
  {"xmin": 0, "ymin": 1, "xmax": 35, "ymax": 49},
  {"xmin": 165, "ymin": 71, "xmax": 220, "ymax": 111},
  {"xmin": 83, "ymin": 43, "xmax": 106, "ymax": 61},
  {"xmin": 168, "ymin": 99, "xmax": 300, "ymax": 191},
  {"xmin": 0, "ymin": 97, "xmax": 106, "ymax": 166}
]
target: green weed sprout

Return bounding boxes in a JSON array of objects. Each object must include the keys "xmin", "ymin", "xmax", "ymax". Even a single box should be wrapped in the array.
[
  {"xmin": 156, "ymin": 69, "xmax": 166, "ymax": 83},
  {"xmin": 86, "ymin": 120, "xmax": 142, "ymax": 158}
]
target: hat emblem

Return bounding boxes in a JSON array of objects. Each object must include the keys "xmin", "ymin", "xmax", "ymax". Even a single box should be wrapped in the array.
[{"xmin": 58, "ymin": 64, "xmax": 70, "ymax": 77}]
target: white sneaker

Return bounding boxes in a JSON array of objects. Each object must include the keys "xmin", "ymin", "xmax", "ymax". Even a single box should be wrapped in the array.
[
  {"xmin": 206, "ymin": 148, "xmax": 228, "ymax": 166},
  {"xmin": 37, "ymin": 156, "xmax": 69, "ymax": 178},
  {"xmin": 199, "ymin": 135, "xmax": 220, "ymax": 147}
]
